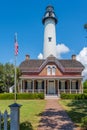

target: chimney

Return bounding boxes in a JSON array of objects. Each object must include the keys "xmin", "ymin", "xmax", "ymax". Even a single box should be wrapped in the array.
[
  {"xmin": 72, "ymin": 54, "xmax": 76, "ymax": 60},
  {"xmin": 25, "ymin": 54, "xmax": 30, "ymax": 60}
]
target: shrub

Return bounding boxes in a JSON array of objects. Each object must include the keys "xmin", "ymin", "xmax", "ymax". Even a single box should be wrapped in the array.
[
  {"xmin": 17, "ymin": 93, "xmax": 44, "ymax": 99},
  {"xmin": 60, "ymin": 93, "xmax": 87, "ymax": 100},
  {"xmin": 37, "ymin": 93, "xmax": 44, "ymax": 99},
  {"xmin": 81, "ymin": 116, "xmax": 87, "ymax": 129},
  {"xmin": 83, "ymin": 89, "xmax": 87, "ymax": 94},
  {"xmin": 0, "ymin": 93, "xmax": 14, "ymax": 100},
  {"xmin": 84, "ymin": 94, "xmax": 87, "ymax": 99},
  {"xmin": 0, "ymin": 93, "xmax": 44, "ymax": 100}
]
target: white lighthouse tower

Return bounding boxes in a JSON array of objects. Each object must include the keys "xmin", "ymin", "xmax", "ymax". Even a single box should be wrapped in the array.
[{"xmin": 42, "ymin": 5, "xmax": 58, "ymax": 59}]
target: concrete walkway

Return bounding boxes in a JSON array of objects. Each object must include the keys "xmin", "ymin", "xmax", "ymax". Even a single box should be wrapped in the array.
[{"xmin": 38, "ymin": 100, "xmax": 76, "ymax": 130}]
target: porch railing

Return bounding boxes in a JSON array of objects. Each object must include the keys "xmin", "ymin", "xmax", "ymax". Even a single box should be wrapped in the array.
[
  {"xmin": 20, "ymin": 89, "xmax": 44, "ymax": 93},
  {"xmin": 20, "ymin": 88, "xmax": 83, "ymax": 94},
  {"xmin": 34, "ymin": 89, "xmax": 44, "ymax": 93},
  {"xmin": 59, "ymin": 89, "xmax": 82, "ymax": 94}
]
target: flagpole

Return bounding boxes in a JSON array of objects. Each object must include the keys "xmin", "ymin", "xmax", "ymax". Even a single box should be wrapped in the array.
[
  {"xmin": 14, "ymin": 32, "xmax": 18, "ymax": 102},
  {"xmin": 14, "ymin": 54, "xmax": 17, "ymax": 102}
]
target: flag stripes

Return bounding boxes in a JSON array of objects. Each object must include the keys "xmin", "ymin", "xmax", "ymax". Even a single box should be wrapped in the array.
[
  {"xmin": 15, "ymin": 42, "xmax": 18, "ymax": 55},
  {"xmin": 14, "ymin": 33, "xmax": 18, "ymax": 56}
]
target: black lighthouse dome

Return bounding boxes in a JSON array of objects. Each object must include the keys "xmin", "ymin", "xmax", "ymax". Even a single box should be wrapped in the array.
[{"xmin": 42, "ymin": 5, "xmax": 58, "ymax": 24}]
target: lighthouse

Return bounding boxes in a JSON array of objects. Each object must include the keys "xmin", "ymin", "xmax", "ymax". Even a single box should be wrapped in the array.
[{"xmin": 42, "ymin": 5, "xmax": 58, "ymax": 59}]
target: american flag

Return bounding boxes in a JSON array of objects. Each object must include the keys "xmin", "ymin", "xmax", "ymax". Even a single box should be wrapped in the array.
[{"xmin": 14, "ymin": 33, "xmax": 18, "ymax": 56}]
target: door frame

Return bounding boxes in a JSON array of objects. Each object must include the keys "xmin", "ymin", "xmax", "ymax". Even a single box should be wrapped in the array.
[{"xmin": 47, "ymin": 80, "xmax": 56, "ymax": 95}]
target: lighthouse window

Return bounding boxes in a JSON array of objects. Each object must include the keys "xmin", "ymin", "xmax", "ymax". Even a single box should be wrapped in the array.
[
  {"xmin": 48, "ymin": 37, "xmax": 52, "ymax": 42},
  {"xmin": 49, "ymin": 12, "xmax": 52, "ymax": 17}
]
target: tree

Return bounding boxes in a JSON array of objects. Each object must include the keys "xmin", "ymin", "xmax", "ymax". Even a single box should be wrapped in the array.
[
  {"xmin": 3, "ymin": 63, "xmax": 14, "ymax": 92},
  {"xmin": 0, "ymin": 63, "xmax": 4, "ymax": 92},
  {"xmin": 83, "ymin": 80, "xmax": 87, "ymax": 89},
  {"xmin": 0, "ymin": 62, "xmax": 21, "ymax": 93},
  {"xmin": 83, "ymin": 80, "xmax": 87, "ymax": 93}
]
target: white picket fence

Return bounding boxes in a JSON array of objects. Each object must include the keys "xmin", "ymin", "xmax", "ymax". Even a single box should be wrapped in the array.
[
  {"xmin": 0, "ymin": 103, "xmax": 21, "ymax": 130},
  {"xmin": 0, "ymin": 110, "xmax": 10, "ymax": 130}
]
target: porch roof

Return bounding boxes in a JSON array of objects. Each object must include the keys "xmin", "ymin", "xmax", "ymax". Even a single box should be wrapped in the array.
[{"xmin": 20, "ymin": 75, "xmax": 83, "ymax": 80}]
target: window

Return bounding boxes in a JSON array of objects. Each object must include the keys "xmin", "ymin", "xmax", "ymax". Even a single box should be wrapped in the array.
[
  {"xmin": 38, "ymin": 81, "xmax": 42, "ymax": 89},
  {"xmin": 52, "ymin": 66, "xmax": 56, "ymax": 75},
  {"xmin": 71, "ymin": 81, "xmax": 76, "ymax": 89},
  {"xmin": 47, "ymin": 65, "xmax": 56, "ymax": 75},
  {"xmin": 49, "ymin": 12, "xmax": 52, "ymax": 17},
  {"xmin": 61, "ymin": 81, "xmax": 65, "ymax": 90},
  {"xmin": 27, "ymin": 81, "xmax": 32, "ymax": 89},
  {"xmin": 48, "ymin": 37, "xmax": 52, "ymax": 42},
  {"xmin": 47, "ymin": 66, "xmax": 51, "ymax": 75}
]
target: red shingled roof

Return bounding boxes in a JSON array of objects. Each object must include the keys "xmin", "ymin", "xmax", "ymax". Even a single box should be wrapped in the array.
[{"xmin": 19, "ymin": 56, "xmax": 84, "ymax": 73}]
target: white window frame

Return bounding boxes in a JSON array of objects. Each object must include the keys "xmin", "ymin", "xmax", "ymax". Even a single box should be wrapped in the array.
[
  {"xmin": 52, "ymin": 66, "xmax": 56, "ymax": 75},
  {"xmin": 47, "ymin": 66, "xmax": 51, "ymax": 75}
]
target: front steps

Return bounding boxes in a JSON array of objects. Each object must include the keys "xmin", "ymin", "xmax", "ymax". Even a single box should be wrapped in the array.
[{"xmin": 45, "ymin": 95, "xmax": 60, "ymax": 99}]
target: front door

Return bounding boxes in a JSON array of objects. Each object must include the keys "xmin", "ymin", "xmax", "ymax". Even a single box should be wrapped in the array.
[{"xmin": 47, "ymin": 81, "xmax": 55, "ymax": 94}]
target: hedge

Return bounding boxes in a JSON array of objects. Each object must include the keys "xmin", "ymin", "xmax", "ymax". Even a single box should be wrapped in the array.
[
  {"xmin": 0, "ymin": 93, "xmax": 44, "ymax": 100},
  {"xmin": 81, "ymin": 116, "xmax": 87, "ymax": 129},
  {"xmin": 61, "ymin": 93, "xmax": 87, "ymax": 99},
  {"xmin": 83, "ymin": 89, "xmax": 87, "ymax": 93}
]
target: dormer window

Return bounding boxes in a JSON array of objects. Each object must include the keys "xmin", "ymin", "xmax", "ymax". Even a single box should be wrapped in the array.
[
  {"xmin": 47, "ymin": 65, "xmax": 56, "ymax": 75},
  {"xmin": 48, "ymin": 37, "xmax": 52, "ymax": 42},
  {"xmin": 52, "ymin": 66, "xmax": 56, "ymax": 75},
  {"xmin": 47, "ymin": 66, "xmax": 51, "ymax": 75}
]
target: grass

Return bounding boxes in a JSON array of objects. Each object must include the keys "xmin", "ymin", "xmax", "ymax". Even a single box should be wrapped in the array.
[
  {"xmin": 1, "ymin": 99, "xmax": 87, "ymax": 129},
  {"xmin": 59, "ymin": 99, "xmax": 87, "ymax": 127},
  {"xmin": 0, "ymin": 100, "xmax": 46, "ymax": 130}
]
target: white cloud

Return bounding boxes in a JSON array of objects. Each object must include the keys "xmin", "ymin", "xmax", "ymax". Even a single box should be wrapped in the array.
[
  {"xmin": 56, "ymin": 43, "xmax": 70, "ymax": 58},
  {"xmin": 38, "ymin": 43, "xmax": 70, "ymax": 59},
  {"xmin": 76, "ymin": 47, "xmax": 87, "ymax": 80},
  {"xmin": 38, "ymin": 53, "xmax": 43, "ymax": 59}
]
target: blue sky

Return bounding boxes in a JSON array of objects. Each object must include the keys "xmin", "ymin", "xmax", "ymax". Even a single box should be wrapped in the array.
[{"xmin": 0, "ymin": 0, "xmax": 87, "ymax": 66}]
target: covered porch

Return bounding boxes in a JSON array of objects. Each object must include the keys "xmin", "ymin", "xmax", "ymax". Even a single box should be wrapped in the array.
[{"xmin": 18, "ymin": 76, "xmax": 83, "ymax": 95}]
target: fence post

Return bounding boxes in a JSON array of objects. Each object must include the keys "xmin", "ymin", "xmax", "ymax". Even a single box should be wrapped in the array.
[
  {"xmin": 3, "ymin": 110, "xmax": 8, "ymax": 130},
  {"xmin": 9, "ymin": 103, "xmax": 22, "ymax": 130}
]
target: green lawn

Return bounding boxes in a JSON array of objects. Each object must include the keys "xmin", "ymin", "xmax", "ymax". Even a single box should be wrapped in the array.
[
  {"xmin": 1, "ymin": 99, "xmax": 87, "ymax": 129},
  {"xmin": 59, "ymin": 99, "xmax": 87, "ymax": 127},
  {"xmin": 0, "ymin": 100, "xmax": 46, "ymax": 130}
]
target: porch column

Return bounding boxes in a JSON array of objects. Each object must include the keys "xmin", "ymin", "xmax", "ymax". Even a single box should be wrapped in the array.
[
  {"xmin": 32, "ymin": 80, "xmax": 34, "ymax": 93},
  {"xmin": 79, "ymin": 80, "xmax": 83, "ymax": 94},
  {"xmin": 44, "ymin": 80, "xmax": 46, "ymax": 95},
  {"xmin": 23, "ymin": 80, "xmax": 25, "ymax": 92},
  {"xmin": 70, "ymin": 80, "xmax": 71, "ymax": 94},
  {"xmin": 82, "ymin": 81, "xmax": 83, "ymax": 94},
  {"xmin": 78, "ymin": 80, "xmax": 81, "ymax": 93},
  {"xmin": 57, "ymin": 80, "xmax": 60, "ymax": 95},
  {"xmin": 21, "ymin": 79, "xmax": 23, "ymax": 93},
  {"xmin": 61, "ymin": 80, "xmax": 65, "ymax": 93},
  {"xmin": 47, "ymin": 80, "xmax": 49, "ymax": 94}
]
